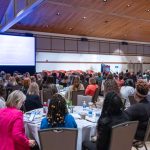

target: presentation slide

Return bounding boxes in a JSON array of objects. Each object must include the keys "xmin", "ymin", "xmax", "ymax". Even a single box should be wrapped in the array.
[{"xmin": 0, "ymin": 34, "xmax": 35, "ymax": 66}]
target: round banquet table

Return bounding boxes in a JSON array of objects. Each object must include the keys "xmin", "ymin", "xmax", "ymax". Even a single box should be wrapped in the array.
[{"xmin": 24, "ymin": 106, "xmax": 101, "ymax": 150}]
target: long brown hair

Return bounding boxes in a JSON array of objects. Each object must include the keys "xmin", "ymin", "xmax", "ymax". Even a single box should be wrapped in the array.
[
  {"xmin": 104, "ymin": 79, "xmax": 120, "ymax": 96},
  {"xmin": 72, "ymin": 76, "xmax": 80, "ymax": 91}
]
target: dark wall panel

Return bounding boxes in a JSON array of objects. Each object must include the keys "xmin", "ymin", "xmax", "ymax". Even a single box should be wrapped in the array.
[
  {"xmin": 35, "ymin": 34, "xmax": 150, "ymax": 56},
  {"xmin": 65, "ymin": 39, "xmax": 77, "ymax": 53},
  {"xmin": 136, "ymin": 45, "xmax": 144, "ymax": 55},
  {"xmin": 128, "ymin": 44, "xmax": 137, "ymax": 54},
  {"xmin": 78, "ymin": 41, "xmax": 89, "ymax": 53},
  {"xmin": 52, "ymin": 38, "xmax": 64, "ymax": 52},
  {"xmin": 144, "ymin": 46, "xmax": 150, "ymax": 55},
  {"xmin": 89, "ymin": 41, "xmax": 99, "ymax": 54},
  {"xmin": 100, "ymin": 41, "xmax": 109, "ymax": 54},
  {"xmin": 36, "ymin": 37, "xmax": 51, "ymax": 50},
  {"xmin": 110, "ymin": 42, "xmax": 120, "ymax": 54}
]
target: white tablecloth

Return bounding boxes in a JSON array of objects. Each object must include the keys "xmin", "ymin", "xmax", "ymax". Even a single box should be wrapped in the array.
[{"xmin": 24, "ymin": 106, "xmax": 101, "ymax": 150}]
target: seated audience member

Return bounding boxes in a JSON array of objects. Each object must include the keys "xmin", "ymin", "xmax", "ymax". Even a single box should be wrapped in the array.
[
  {"xmin": 42, "ymin": 71, "xmax": 48, "ymax": 84},
  {"xmin": 52, "ymin": 72, "xmax": 57, "ymax": 84},
  {"xmin": 24, "ymin": 82, "xmax": 42, "ymax": 112},
  {"xmin": 120, "ymin": 79, "xmax": 135, "ymax": 108},
  {"xmin": 59, "ymin": 76, "xmax": 69, "ymax": 87},
  {"xmin": 104, "ymin": 79, "xmax": 120, "ymax": 96},
  {"xmin": 100, "ymin": 75, "xmax": 106, "ymax": 96},
  {"xmin": 0, "ymin": 84, "xmax": 5, "ymax": 108},
  {"xmin": 22, "ymin": 78, "xmax": 31, "ymax": 94},
  {"xmin": 30, "ymin": 76, "xmax": 36, "ymax": 83},
  {"xmin": 125, "ymin": 80, "xmax": 150, "ymax": 141},
  {"xmin": 0, "ymin": 90, "xmax": 35, "ymax": 150},
  {"xmin": 65, "ymin": 76, "xmax": 84, "ymax": 100},
  {"xmin": 40, "ymin": 94, "xmax": 77, "ymax": 129},
  {"xmin": 130, "ymin": 72, "xmax": 137, "ymax": 83},
  {"xmin": 36, "ymin": 73, "xmax": 43, "ymax": 90},
  {"xmin": 96, "ymin": 72, "xmax": 103, "ymax": 86},
  {"xmin": 7, "ymin": 76, "xmax": 18, "ymax": 87},
  {"xmin": 15, "ymin": 76, "xmax": 23, "ymax": 87},
  {"xmin": 43, "ymin": 76, "xmax": 55, "ymax": 88},
  {"xmin": 85, "ymin": 78, "xmax": 98, "ymax": 97},
  {"xmin": 82, "ymin": 92, "xmax": 129, "ymax": 150},
  {"xmin": 116, "ymin": 74, "xmax": 125, "ymax": 88},
  {"xmin": 106, "ymin": 73, "xmax": 114, "ymax": 80}
]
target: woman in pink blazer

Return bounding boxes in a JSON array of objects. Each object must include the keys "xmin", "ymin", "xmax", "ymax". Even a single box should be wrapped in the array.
[{"xmin": 0, "ymin": 90, "xmax": 35, "ymax": 150}]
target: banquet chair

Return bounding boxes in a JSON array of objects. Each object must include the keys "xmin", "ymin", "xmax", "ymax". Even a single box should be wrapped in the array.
[
  {"xmin": 11, "ymin": 85, "xmax": 22, "ymax": 91},
  {"xmin": 109, "ymin": 121, "xmax": 138, "ymax": 150},
  {"xmin": 2, "ymin": 88, "xmax": 7, "ymax": 100},
  {"xmin": 41, "ymin": 88, "xmax": 54, "ymax": 104},
  {"xmin": 121, "ymin": 98, "xmax": 127, "ymax": 110},
  {"xmin": 38, "ymin": 128, "xmax": 78, "ymax": 150},
  {"xmin": 6, "ymin": 87, "xmax": 13, "ymax": 100},
  {"xmin": 128, "ymin": 96, "xmax": 137, "ymax": 105},
  {"xmin": 77, "ymin": 95, "xmax": 92, "ymax": 106},
  {"xmin": 83, "ymin": 83, "xmax": 88, "ymax": 89},
  {"xmin": 92, "ymin": 88, "xmax": 99, "ymax": 103},
  {"xmin": 72, "ymin": 90, "xmax": 85, "ymax": 105},
  {"xmin": 133, "ymin": 118, "xmax": 150, "ymax": 150}
]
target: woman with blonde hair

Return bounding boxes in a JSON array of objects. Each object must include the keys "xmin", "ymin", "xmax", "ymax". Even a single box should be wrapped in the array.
[
  {"xmin": 24, "ymin": 82, "xmax": 42, "ymax": 112},
  {"xmin": 8, "ymin": 76, "xmax": 18, "ymax": 86},
  {"xmin": 65, "ymin": 76, "xmax": 84, "ymax": 100},
  {"xmin": 0, "ymin": 90, "xmax": 35, "ymax": 150},
  {"xmin": 27, "ymin": 82, "xmax": 39, "ymax": 96}
]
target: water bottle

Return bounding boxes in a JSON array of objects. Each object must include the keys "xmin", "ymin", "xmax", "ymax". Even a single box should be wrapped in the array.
[
  {"xmin": 43, "ymin": 102, "xmax": 48, "ymax": 114},
  {"xmin": 83, "ymin": 101, "xmax": 87, "ymax": 110},
  {"xmin": 88, "ymin": 109, "xmax": 93, "ymax": 117}
]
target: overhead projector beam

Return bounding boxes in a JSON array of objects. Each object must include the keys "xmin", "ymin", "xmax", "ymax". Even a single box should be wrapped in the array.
[{"xmin": 0, "ymin": 0, "xmax": 45, "ymax": 32}]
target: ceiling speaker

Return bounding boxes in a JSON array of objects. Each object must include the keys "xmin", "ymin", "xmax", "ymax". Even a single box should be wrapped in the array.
[
  {"xmin": 121, "ymin": 41, "xmax": 128, "ymax": 45},
  {"xmin": 81, "ymin": 38, "xmax": 88, "ymax": 41}
]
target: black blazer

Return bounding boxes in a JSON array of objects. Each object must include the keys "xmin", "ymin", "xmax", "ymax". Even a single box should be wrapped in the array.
[
  {"xmin": 125, "ymin": 98, "xmax": 150, "ymax": 140},
  {"xmin": 24, "ymin": 94, "xmax": 43, "ymax": 112}
]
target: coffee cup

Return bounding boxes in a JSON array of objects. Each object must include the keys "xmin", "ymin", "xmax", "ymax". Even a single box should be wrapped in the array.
[{"xmin": 80, "ymin": 112, "xmax": 86, "ymax": 119}]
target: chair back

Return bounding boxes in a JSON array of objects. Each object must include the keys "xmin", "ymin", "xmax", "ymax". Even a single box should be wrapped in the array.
[
  {"xmin": 39, "ymin": 128, "xmax": 78, "ymax": 150},
  {"xmin": 144, "ymin": 118, "xmax": 150, "ymax": 142},
  {"xmin": 77, "ymin": 95, "xmax": 92, "ymax": 106},
  {"xmin": 2, "ymin": 88, "xmax": 7, "ymax": 100},
  {"xmin": 6, "ymin": 87, "xmax": 13, "ymax": 100},
  {"xmin": 128, "ymin": 96, "xmax": 137, "ymax": 105},
  {"xmin": 121, "ymin": 98, "xmax": 127, "ymax": 109},
  {"xmin": 72, "ymin": 90, "xmax": 85, "ymax": 105},
  {"xmin": 12, "ymin": 85, "xmax": 22, "ymax": 91},
  {"xmin": 92, "ymin": 88, "xmax": 99, "ymax": 103},
  {"xmin": 109, "ymin": 121, "xmax": 138, "ymax": 150},
  {"xmin": 42, "ymin": 88, "xmax": 53, "ymax": 103},
  {"xmin": 83, "ymin": 83, "xmax": 88, "ymax": 89}
]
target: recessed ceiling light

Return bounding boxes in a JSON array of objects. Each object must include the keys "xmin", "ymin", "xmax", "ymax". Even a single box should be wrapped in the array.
[
  {"xmin": 103, "ymin": 0, "xmax": 107, "ymax": 2},
  {"xmin": 145, "ymin": 9, "xmax": 150, "ymax": 12},
  {"xmin": 104, "ymin": 20, "xmax": 109, "ymax": 23},
  {"xmin": 68, "ymin": 27, "xmax": 73, "ymax": 31},
  {"xmin": 127, "ymin": 4, "xmax": 131, "ymax": 7},
  {"xmin": 56, "ymin": 12, "xmax": 61, "ymax": 15},
  {"xmin": 82, "ymin": 16, "xmax": 87, "ymax": 19}
]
